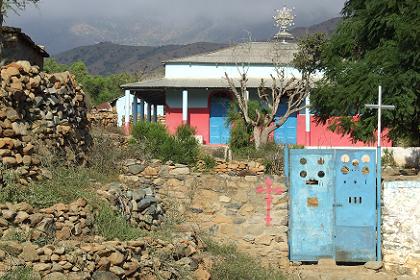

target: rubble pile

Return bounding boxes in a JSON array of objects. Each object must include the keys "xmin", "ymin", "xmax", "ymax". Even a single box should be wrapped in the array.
[
  {"xmin": 0, "ymin": 61, "xmax": 92, "ymax": 184},
  {"xmin": 0, "ymin": 233, "xmax": 206, "ymax": 279}
]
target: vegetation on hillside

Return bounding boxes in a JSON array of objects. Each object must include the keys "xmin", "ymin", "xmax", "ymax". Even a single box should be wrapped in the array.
[
  {"xmin": 308, "ymin": 0, "xmax": 420, "ymax": 145},
  {"xmin": 44, "ymin": 58, "xmax": 136, "ymax": 106}
]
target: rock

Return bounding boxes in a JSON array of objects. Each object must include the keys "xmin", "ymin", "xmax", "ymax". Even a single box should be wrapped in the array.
[
  {"xmin": 1, "ymin": 209, "xmax": 16, "ymax": 220},
  {"xmin": 109, "ymin": 266, "xmax": 125, "ymax": 276},
  {"xmin": 33, "ymin": 262, "xmax": 52, "ymax": 272},
  {"xmin": 0, "ymin": 249, "xmax": 6, "ymax": 261},
  {"xmin": 169, "ymin": 167, "xmax": 190, "ymax": 176},
  {"xmin": 132, "ymin": 189, "xmax": 146, "ymax": 201},
  {"xmin": 108, "ymin": 251, "xmax": 125, "ymax": 265},
  {"xmin": 56, "ymin": 227, "xmax": 72, "ymax": 240},
  {"xmin": 2, "ymin": 156, "xmax": 17, "ymax": 166},
  {"xmin": 219, "ymin": 195, "xmax": 232, "ymax": 203},
  {"xmin": 92, "ymin": 271, "xmax": 119, "ymax": 280},
  {"xmin": 194, "ymin": 267, "xmax": 211, "ymax": 280},
  {"xmin": 19, "ymin": 243, "xmax": 39, "ymax": 262},
  {"xmin": 14, "ymin": 211, "xmax": 30, "ymax": 223},
  {"xmin": 128, "ymin": 164, "xmax": 145, "ymax": 175},
  {"xmin": 43, "ymin": 272, "xmax": 67, "ymax": 280},
  {"xmin": 0, "ymin": 241, "xmax": 23, "ymax": 256},
  {"xmin": 138, "ymin": 197, "xmax": 157, "ymax": 212},
  {"xmin": 364, "ymin": 261, "xmax": 383, "ymax": 270}
]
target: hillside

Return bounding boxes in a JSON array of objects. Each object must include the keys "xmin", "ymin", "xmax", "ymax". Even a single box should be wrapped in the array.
[
  {"xmin": 53, "ymin": 17, "xmax": 340, "ymax": 76},
  {"xmin": 55, "ymin": 42, "xmax": 228, "ymax": 76}
]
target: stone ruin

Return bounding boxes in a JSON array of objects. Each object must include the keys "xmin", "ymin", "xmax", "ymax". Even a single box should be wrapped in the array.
[{"xmin": 0, "ymin": 61, "xmax": 92, "ymax": 184}]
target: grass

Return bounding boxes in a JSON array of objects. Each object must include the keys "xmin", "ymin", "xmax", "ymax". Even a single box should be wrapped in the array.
[
  {"xmin": 0, "ymin": 267, "xmax": 34, "ymax": 280},
  {"xmin": 205, "ymin": 239, "xmax": 285, "ymax": 280},
  {"xmin": 0, "ymin": 166, "xmax": 96, "ymax": 209},
  {"xmin": 95, "ymin": 204, "xmax": 144, "ymax": 241}
]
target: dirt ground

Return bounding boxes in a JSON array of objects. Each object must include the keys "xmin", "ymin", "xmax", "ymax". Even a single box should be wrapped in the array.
[{"xmin": 286, "ymin": 262, "xmax": 419, "ymax": 280}]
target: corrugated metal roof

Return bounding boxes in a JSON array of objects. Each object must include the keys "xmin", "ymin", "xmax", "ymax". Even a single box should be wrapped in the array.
[
  {"xmin": 165, "ymin": 42, "xmax": 298, "ymax": 65},
  {"xmin": 121, "ymin": 77, "xmax": 276, "ymax": 89}
]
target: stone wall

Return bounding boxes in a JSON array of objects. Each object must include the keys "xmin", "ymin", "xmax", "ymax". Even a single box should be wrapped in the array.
[
  {"xmin": 0, "ymin": 198, "xmax": 207, "ymax": 279},
  {"xmin": 383, "ymin": 180, "xmax": 420, "ymax": 276},
  {"xmin": 119, "ymin": 160, "xmax": 290, "ymax": 268},
  {"xmin": 0, "ymin": 61, "xmax": 92, "ymax": 184}
]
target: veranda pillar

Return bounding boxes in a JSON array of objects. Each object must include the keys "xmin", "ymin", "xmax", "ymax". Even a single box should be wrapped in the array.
[
  {"xmin": 182, "ymin": 90, "xmax": 188, "ymax": 124},
  {"xmin": 124, "ymin": 90, "xmax": 131, "ymax": 134}
]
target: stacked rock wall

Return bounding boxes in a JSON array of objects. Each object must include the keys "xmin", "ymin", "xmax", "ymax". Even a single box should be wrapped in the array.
[
  {"xmin": 119, "ymin": 159, "xmax": 290, "ymax": 268},
  {"xmin": 383, "ymin": 180, "xmax": 420, "ymax": 276},
  {"xmin": 0, "ymin": 61, "xmax": 92, "ymax": 184}
]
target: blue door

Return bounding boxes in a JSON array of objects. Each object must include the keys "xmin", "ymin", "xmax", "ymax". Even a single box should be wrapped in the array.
[
  {"xmin": 289, "ymin": 149, "xmax": 378, "ymax": 262},
  {"xmin": 289, "ymin": 149, "xmax": 335, "ymax": 261},
  {"xmin": 274, "ymin": 103, "xmax": 297, "ymax": 144},
  {"xmin": 210, "ymin": 95, "xmax": 231, "ymax": 144},
  {"xmin": 334, "ymin": 150, "xmax": 377, "ymax": 262}
]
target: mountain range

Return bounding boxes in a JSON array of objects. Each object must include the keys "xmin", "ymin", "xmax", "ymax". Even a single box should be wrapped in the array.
[{"xmin": 53, "ymin": 17, "xmax": 341, "ymax": 76}]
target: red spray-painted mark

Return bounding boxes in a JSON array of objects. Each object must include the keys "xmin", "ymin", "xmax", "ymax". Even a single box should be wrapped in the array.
[{"xmin": 256, "ymin": 177, "xmax": 284, "ymax": 226}]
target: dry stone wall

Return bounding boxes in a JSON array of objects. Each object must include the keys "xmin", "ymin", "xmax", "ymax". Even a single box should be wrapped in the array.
[
  {"xmin": 119, "ymin": 159, "xmax": 290, "ymax": 268},
  {"xmin": 0, "ymin": 61, "xmax": 92, "ymax": 184},
  {"xmin": 383, "ymin": 180, "xmax": 420, "ymax": 276}
]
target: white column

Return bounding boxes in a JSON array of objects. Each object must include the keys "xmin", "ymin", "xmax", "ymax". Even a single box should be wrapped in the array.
[
  {"xmin": 305, "ymin": 95, "xmax": 311, "ymax": 146},
  {"xmin": 182, "ymin": 90, "xmax": 188, "ymax": 123},
  {"xmin": 245, "ymin": 90, "xmax": 249, "ymax": 101},
  {"xmin": 124, "ymin": 90, "xmax": 131, "ymax": 134}
]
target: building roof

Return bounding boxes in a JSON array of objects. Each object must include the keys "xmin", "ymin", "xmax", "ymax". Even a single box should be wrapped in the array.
[
  {"xmin": 2, "ymin": 26, "xmax": 50, "ymax": 57},
  {"xmin": 165, "ymin": 42, "xmax": 298, "ymax": 65},
  {"xmin": 122, "ymin": 77, "xmax": 276, "ymax": 90}
]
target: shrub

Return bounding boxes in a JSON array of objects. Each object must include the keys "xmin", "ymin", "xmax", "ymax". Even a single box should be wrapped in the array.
[
  {"xmin": 205, "ymin": 239, "xmax": 285, "ymax": 280},
  {"xmin": 161, "ymin": 125, "xmax": 200, "ymax": 165},
  {"xmin": 132, "ymin": 122, "xmax": 200, "ymax": 165},
  {"xmin": 229, "ymin": 119, "xmax": 253, "ymax": 153},
  {"xmin": 132, "ymin": 121, "xmax": 170, "ymax": 158},
  {"xmin": 201, "ymin": 153, "xmax": 216, "ymax": 169}
]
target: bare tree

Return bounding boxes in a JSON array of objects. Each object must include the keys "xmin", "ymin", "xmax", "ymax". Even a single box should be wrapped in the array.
[
  {"xmin": 0, "ymin": 0, "xmax": 40, "ymax": 65},
  {"xmin": 225, "ymin": 62, "xmax": 310, "ymax": 148}
]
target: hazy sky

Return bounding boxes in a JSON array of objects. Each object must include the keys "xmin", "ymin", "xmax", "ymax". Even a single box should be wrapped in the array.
[{"xmin": 8, "ymin": 0, "xmax": 346, "ymax": 27}]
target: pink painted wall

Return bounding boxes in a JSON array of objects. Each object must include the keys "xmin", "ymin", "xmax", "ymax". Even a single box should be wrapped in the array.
[
  {"xmin": 296, "ymin": 115, "xmax": 392, "ymax": 147},
  {"xmin": 165, "ymin": 107, "xmax": 210, "ymax": 144}
]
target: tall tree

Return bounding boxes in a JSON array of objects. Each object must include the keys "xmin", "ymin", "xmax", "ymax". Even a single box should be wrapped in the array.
[
  {"xmin": 311, "ymin": 0, "xmax": 420, "ymax": 145},
  {"xmin": 0, "ymin": 0, "xmax": 40, "ymax": 64}
]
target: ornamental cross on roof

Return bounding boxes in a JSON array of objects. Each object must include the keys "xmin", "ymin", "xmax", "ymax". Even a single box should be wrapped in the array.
[{"xmin": 273, "ymin": 6, "xmax": 296, "ymax": 42}]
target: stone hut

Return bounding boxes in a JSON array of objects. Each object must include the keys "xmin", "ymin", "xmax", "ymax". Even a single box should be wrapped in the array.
[{"xmin": 1, "ymin": 26, "xmax": 49, "ymax": 69}]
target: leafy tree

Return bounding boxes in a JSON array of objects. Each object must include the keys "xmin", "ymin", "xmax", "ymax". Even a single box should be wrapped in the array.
[
  {"xmin": 44, "ymin": 59, "xmax": 136, "ymax": 106},
  {"xmin": 0, "ymin": 0, "xmax": 40, "ymax": 64},
  {"xmin": 311, "ymin": 0, "xmax": 420, "ymax": 145}
]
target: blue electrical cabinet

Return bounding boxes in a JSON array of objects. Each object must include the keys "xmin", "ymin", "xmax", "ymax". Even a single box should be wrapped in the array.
[{"xmin": 288, "ymin": 149, "xmax": 377, "ymax": 262}]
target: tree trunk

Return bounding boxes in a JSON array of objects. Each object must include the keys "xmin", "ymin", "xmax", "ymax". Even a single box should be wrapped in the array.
[
  {"xmin": 253, "ymin": 126, "xmax": 262, "ymax": 149},
  {"xmin": 253, "ymin": 125, "xmax": 277, "ymax": 149},
  {"xmin": 260, "ymin": 127, "xmax": 272, "ymax": 147}
]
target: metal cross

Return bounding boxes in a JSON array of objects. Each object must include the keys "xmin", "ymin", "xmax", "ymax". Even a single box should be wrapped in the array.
[
  {"xmin": 365, "ymin": 85, "xmax": 395, "ymax": 148},
  {"xmin": 256, "ymin": 177, "xmax": 284, "ymax": 226},
  {"xmin": 365, "ymin": 85, "xmax": 395, "ymax": 262}
]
